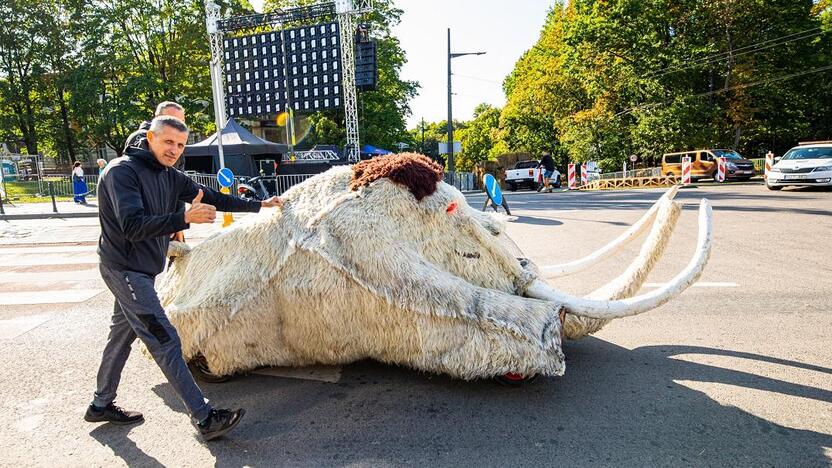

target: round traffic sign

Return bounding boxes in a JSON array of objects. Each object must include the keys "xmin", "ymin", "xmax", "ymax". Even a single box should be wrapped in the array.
[
  {"xmin": 629, "ymin": 154, "xmax": 638, "ymax": 162},
  {"xmin": 217, "ymin": 167, "xmax": 234, "ymax": 188}
]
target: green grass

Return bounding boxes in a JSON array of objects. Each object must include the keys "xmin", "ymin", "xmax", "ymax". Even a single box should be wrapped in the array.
[{"xmin": 2, "ymin": 180, "xmax": 76, "ymax": 203}]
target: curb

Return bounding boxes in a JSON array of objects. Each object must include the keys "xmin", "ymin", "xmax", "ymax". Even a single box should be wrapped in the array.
[{"xmin": 0, "ymin": 212, "xmax": 99, "ymax": 221}]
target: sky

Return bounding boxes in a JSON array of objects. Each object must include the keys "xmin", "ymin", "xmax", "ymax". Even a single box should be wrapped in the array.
[{"xmin": 249, "ymin": 0, "xmax": 553, "ymax": 129}]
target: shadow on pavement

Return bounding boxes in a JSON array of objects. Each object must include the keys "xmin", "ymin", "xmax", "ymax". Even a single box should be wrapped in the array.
[
  {"xmin": 89, "ymin": 421, "xmax": 165, "ymax": 468},
  {"xmin": 513, "ymin": 215, "xmax": 563, "ymax": 226},
  {"xmin": 148, "ymin": 339, "xmax": 832, "ymax": 466}
]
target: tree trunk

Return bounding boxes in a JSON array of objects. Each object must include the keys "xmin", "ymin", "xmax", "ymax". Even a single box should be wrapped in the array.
[
  {"xmin": 723, "ymin": 29, "xmax": 734, "ymax": 91},
  {"xmin": 732, "ymin": 125, "xmax": 743, "ymax": 150},
  {"xmin": 56, "ymin": 83, "xmax": 76, "ymax": 164}
]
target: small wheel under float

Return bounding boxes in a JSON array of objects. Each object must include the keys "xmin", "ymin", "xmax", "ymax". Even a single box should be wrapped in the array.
[
  {"xmin": 187, "ymin": 354, "xmax": 232, "ymax": 383},
  {"xmin": 495, "ymin": 372, "xmax": 539, "ymax": 386}
]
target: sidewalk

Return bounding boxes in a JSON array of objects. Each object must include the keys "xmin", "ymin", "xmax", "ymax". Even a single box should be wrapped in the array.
[{"xmin": 0, "ymin": 199, "xmax": 100, "ymax": 220}]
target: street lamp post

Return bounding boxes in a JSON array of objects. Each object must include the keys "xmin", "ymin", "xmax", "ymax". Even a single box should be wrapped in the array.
[{"xmin": 447, "ymin": 28, "xmax": 485, "ymax": 173}]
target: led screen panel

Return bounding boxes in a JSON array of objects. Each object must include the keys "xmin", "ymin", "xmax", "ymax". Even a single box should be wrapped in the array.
[{"xmin": 223, "ymin": 21, "xmax": 343, "ymax": 117}]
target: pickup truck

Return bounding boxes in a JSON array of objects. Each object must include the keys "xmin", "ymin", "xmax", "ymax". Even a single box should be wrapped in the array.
[{"xmin": 504, "ymin": 160, "xmax": 561, "ymax": 191}]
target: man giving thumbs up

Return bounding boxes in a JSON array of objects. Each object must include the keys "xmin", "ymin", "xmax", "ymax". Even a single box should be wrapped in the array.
[{"xmin": 89, "ymin": 116, "xmax": 280, "ymax": 441}]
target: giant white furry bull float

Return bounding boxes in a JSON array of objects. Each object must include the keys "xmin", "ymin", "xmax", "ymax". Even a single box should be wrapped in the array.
[{"xmin": 159, "ymin": 153, "xmax": 713, "ymax": 381}]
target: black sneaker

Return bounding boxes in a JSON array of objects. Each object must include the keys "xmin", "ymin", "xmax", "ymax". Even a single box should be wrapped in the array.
[
  {"xmin": 84, "ymin": 402, "xmax": 144, "ymax": 425},
  {"xmin": 197, "ymin": 408, "xmax": 245, "ymax": 441}
]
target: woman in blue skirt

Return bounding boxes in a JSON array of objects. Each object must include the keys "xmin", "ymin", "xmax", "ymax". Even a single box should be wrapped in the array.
[{"xmin": 72, "ymin": 161, "xmax": 89, "ymax": 204}]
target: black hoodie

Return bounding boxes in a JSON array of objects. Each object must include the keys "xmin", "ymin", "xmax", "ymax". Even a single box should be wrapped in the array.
[{"xmin": 97, "ymin": 146, "xmax": 261, "ymax": 275}]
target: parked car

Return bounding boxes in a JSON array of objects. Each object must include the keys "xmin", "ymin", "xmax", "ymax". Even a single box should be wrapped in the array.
[
  {"xmin": 662, "ymin": 149, "xmax": 755, "ymax": 181},
  {"xmin": 504, "ymin": 160, "xmax": 561, "ymax": 191},
  {"xmin": 766, "ymin": 142, "xmax": 832, "ymax": 191}
]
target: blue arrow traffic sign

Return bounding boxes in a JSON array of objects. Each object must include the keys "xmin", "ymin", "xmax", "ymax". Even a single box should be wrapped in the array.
[
  {"xmin": 483, "ymin": 173, "xmax": 503, "ymax": 205},
  {"xmin": 217, "ymin": 167, "xmax": 234, "ymax": 188}
]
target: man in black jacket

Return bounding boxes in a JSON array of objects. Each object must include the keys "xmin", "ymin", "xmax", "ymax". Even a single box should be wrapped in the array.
[{"xmin": 85, "ymin": 116, "xmax": 282, "ymax": 441}]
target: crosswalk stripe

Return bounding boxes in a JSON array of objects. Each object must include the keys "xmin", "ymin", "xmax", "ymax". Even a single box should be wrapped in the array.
[
  {"xmin": 0, "ymin": 243, "xmax": 105, "ymax": 306},
  {"xmin": 0, "ymin": 245, "xmax": 96, "ymax": 255},
  {"xmin": 0, "ymin": 254, "xmax": 98, "ymax": 266},
  {"xmin": 0, "ymin": 314, "xmax": 53, "ymax": 340},
  {"xmin": 0, "ymin": 289, "xmax": 105, "ymax": 305}
]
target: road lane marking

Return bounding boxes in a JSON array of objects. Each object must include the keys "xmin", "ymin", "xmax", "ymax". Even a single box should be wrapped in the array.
[
  {"xmin": 0, "ymin": 245, "xmax": 96, "ymax": 254},
  {"xmin": 0, "ymin": 314, "xmax": 53, "ymax": 340},
  {"xmin": 0, "ymin": 255, "xmax": 98, "ymax": 266},
  {"xmin": 644, "ymin": 281, "xmax": 738, "ymax": 288},
  {"xmin": 0, "ymin": 289, "xmax": 105, "ymax": 305}
]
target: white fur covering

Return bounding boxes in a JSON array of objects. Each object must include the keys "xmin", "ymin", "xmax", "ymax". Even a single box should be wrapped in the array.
[{"xmin": 158, "ymin": 167, "xmax": 565, "ymax": 380}]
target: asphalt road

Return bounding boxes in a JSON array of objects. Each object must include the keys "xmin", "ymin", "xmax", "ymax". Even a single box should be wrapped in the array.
[{"xmin": 1, "ymin": 182, "xmax": 830, "ymax": 467}]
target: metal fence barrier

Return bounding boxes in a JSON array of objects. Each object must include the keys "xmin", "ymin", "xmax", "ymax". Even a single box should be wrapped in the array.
[
  {"xmin": 600, "ymin": 167, "xmax": 661, "ymax": 180},
  {"xmin": 444, "ymin": 172, "xmax": 475, "ymax": 191},
  {"xmin": 183, "ymin": 171, "xmax": 477, "ymax": 197},
  {"xmin": 2, "ymin": 175, "xmax": 100, "ymax": 199}
]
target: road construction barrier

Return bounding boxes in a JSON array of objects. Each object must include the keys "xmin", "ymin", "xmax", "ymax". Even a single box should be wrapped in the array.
[
  {"xmin": 764, "ymin": 151, "xmax": 774, "ymax": 181},
  {"xmin": 716, "ymin": 157, "xmax": 726, "ymax": 182},
  {"xmin": 582, "ymin": 175, "xmax": 679, "ymax": 190},
  {"xmin": 580, "ymin": 163, "xmax": 588, "ymax": 186},
  {"xmin": 682, "ymin": 156, "xmax": 692, "ymax": 185},
  {"xmin": 568, "ymin": 163, "xmax": 576, "ymax": 190}
]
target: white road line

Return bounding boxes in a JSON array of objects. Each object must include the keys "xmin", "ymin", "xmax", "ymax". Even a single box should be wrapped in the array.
[
  {"xmin": 0, "ymin": 255, "xmax": 98, "ymax": 266},
  {"xmin": 0, "ymin": 245, "xmax": 97, "ymax": 255},
  {"xmin": 0, "ymin": 289, "xmax": 105, "ymax": 305},
  {"xmin": 0, "ymin": 270, "xmax": 102, "ymax": 283},
  {"xmin": 644, "ymin": 281, "xmax": 739, "ymax": 288},
  {"xmin": 0, "ymin": 314, "xmax": 54, "ymax": 340}
]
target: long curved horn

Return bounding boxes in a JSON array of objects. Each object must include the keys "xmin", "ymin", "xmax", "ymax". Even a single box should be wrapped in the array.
[
  {"xmin": 527, "ymin": 199, "xmax": 712, "ymax": 319},
  {"xmin": 540, "ymin": 185, "xmax": 679, "ymax": 278},
  {"xmin": 587, "ymin": 199, "xmax": 681, "ymax": 300}
]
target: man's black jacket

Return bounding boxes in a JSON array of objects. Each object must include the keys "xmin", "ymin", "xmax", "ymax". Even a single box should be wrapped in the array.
[{"xmin": 97, "ymin": 146, "xmax": 261, "ymax": 275}]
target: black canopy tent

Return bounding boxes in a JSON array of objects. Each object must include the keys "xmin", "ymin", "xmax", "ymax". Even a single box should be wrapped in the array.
[{"xmin": 183, "ymin": 118, "xmax": 289, "ymax": 177}]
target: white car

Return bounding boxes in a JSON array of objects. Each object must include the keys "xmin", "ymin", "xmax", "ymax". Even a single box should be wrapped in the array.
[
  {"xmin": 766, "ymin": 142, "xmax": 832, "ymax": 190},
  {"xmin": 504, "ymin": 160, "xmax": 561, "ymax": 191}
]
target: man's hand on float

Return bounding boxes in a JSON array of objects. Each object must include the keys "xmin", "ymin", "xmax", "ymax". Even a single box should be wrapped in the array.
[
  {"xmin": 261, "ymin": 196, "xmax": 284, "ymax": 208},
  {"xmin": 184, "ymin": 189, "xmax": 217, "ymax": 224},
  {"xmin": 171, "ymin": 230, "xmax": 185, "ymax": 243}
]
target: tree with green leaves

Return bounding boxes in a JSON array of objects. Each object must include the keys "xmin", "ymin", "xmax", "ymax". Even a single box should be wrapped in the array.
[{"xmin": 496, "ymin": 0, "xmax": 831, "ymax": 170}]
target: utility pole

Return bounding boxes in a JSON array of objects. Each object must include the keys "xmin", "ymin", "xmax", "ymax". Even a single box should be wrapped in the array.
[
  {"xmin": 446, "ymin": 28, "xmax": 485, "ymax": 173},
  {"xmin": 420, "ymin": 117, "xmax": 425, "ymax": 154},
  {"xmin": 447, "ymin": 29, "xmax": 453, "ymax": 172}
]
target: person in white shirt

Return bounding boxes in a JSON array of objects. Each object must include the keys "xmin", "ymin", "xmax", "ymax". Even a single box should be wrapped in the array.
[{"xmin": 72, "ymin": 161, "xmax": 89, "ymax": 204}]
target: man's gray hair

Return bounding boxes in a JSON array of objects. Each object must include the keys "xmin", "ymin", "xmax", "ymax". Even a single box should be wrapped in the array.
[
  {"xmin": 149, "ymin": 115, "xmax": 189, "ymax": 134},
  {"xmin": 154, "ymin": 101, "xmax": 185, "ymax": 116}
]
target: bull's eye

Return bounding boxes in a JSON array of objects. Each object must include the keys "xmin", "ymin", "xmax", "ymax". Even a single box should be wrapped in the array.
[{"xmin": 446, "ymin": 201, "xmax": 458, "ymax": 214}]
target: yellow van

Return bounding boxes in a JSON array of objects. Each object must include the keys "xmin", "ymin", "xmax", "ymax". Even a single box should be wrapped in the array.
[{"xmin": 662, "ymin": 149, "xmax": 756, "ymax": 181}]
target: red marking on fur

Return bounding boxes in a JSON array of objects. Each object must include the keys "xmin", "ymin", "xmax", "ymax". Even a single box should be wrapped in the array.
[
  {"xmin": 446, "ymin": 201, "xmax": 458, "ymax": 214},
  {"xmin": 350, "ymin": 153, "xmax": 444, "ymax": 201}
]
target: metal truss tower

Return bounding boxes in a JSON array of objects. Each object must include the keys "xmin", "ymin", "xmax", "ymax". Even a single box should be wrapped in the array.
[
  {"xmin": 204, "ymin": 0, "xmax": 373, "ymax": 164},
  {"xmin": 205, "ymin": 0, "xmax": 228, "ymax": 169},
  {"xmin": 335, "ymin": 0, "xmax": 373, "ymax": 162}
]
